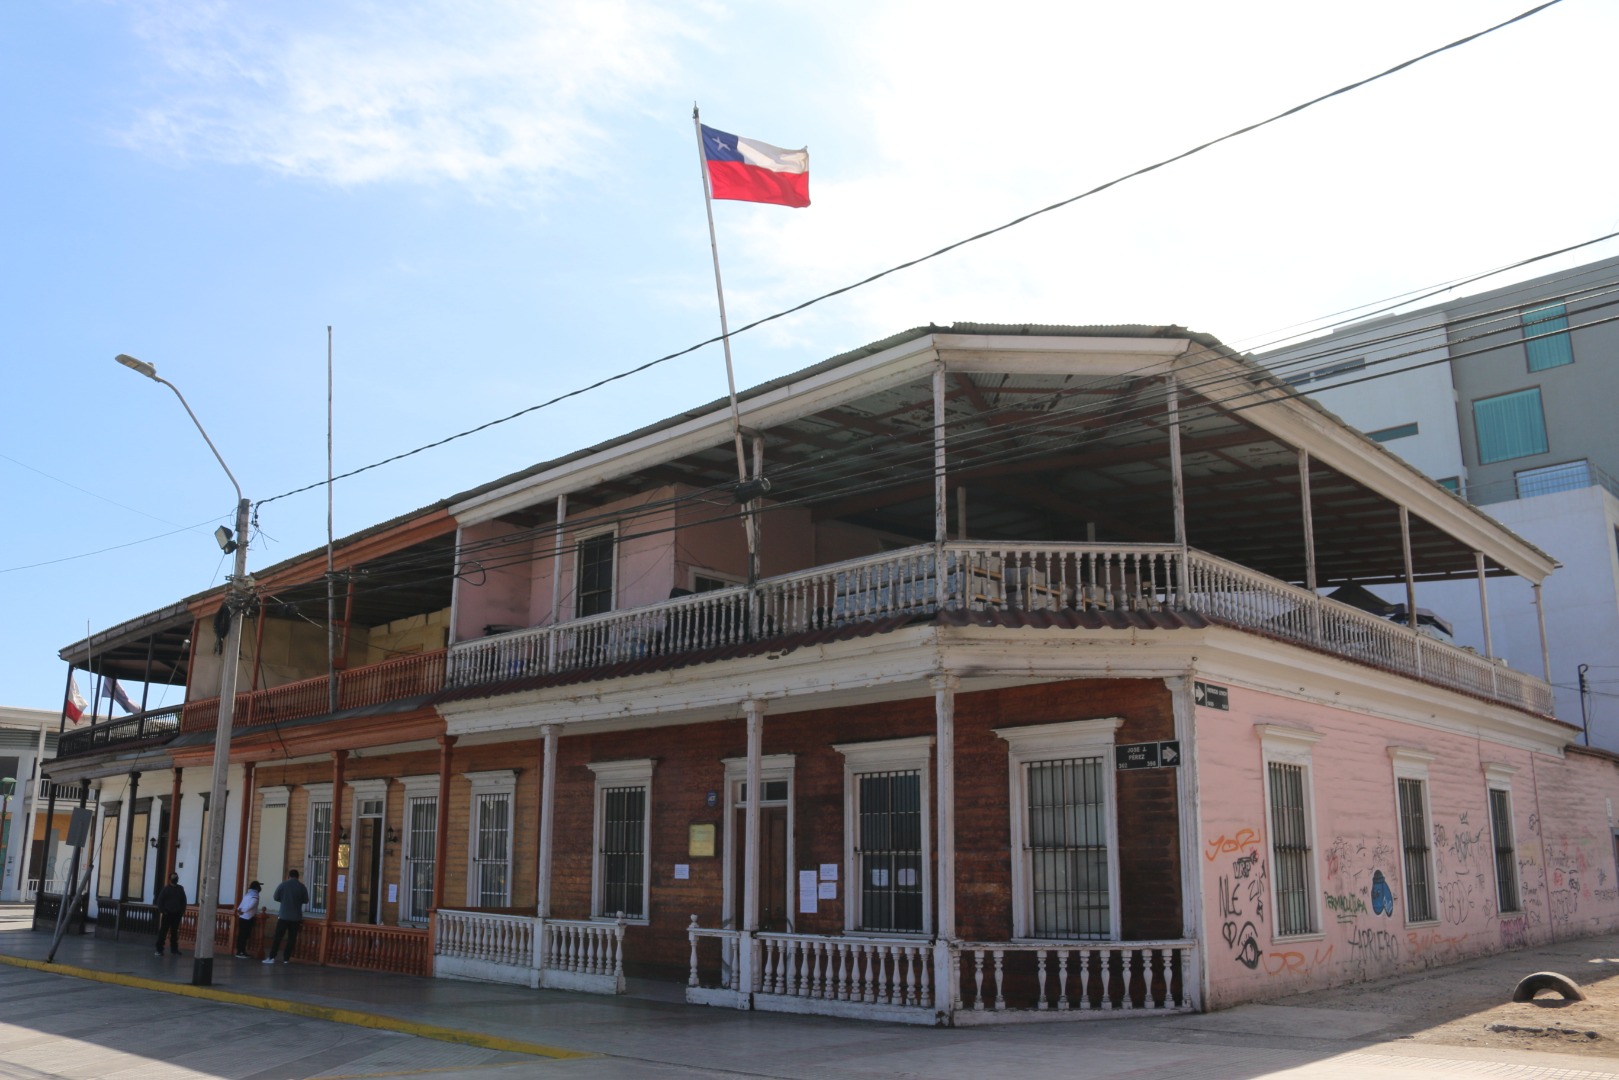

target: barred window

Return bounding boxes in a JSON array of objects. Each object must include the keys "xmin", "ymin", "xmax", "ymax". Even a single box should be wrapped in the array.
[
  {"xmin": 472, "ymin": 793, "xmax": 510, "ymax": 907},
  {"xmin": 307, "ymin": 801, "xmax": 332, "ymax": 913},
  {"xmin": 1027, "ymin": 757, "xmax": 1109, "ymax": 939},
  {"xmin": 403, "ymin": 795, "xmax": 437, "ymax": 922},
  {"xmin": 1397, "ymin": 777, "xmax": 1435, "ymax": 923},
  {"xmin": 1268, "ymin": 762, "xmax": 1315, "ymax": 936},
  {"xmin": 1489, "ymin": 787, "xmax": 1520, "ymax": 913},
  {"xmin": 856, "ymin": 771, "xmax": 923, "ymax": 932},
  {"xmin": 600, "ymin": 786, "xmax": 646, "ymax": 918}
]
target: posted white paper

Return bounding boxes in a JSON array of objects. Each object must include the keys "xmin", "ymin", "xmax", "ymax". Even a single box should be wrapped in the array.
[
  {"xmin": 817, "ymin": 881, "xmax": 836, "ymax": 900},
  {"xmin": 819, "ymin": 863, "xmax": 838, "ymax": 881},
  {"xmin": 674, "ymin": 863, "xmax": 690, "ymax": 880},
  {"xmin": 387, "ymin": 883, "xmax": 398, "ymax": 903},
  {"xmin": 798, "ymin": 870, "xmax": 819, "ymax": 913}
]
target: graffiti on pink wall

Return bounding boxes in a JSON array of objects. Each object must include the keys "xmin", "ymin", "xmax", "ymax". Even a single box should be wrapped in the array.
[{"xmin": 1214, "ymin": 826, "xmax": 1268, "ymax": 971}]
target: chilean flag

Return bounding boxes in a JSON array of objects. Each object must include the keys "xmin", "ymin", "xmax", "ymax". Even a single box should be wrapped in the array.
[{"xmin": 701, "ymin": 125, "xmax": 809, "ymax": 208}]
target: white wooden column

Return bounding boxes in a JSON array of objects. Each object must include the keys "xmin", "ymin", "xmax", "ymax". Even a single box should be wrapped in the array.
[
  {"xmin": 1475, "ymin": 553, "xmax": 1495, "ymax": 658},
  {"xmin": 1298, "ymin": 450, "xmax": 1317, "ymax": 593},
  {"xmin": 550, "ymin": 495, "xmax": 567, "ymax": 624},
  {"xmin": 1167, "ymin": 374, "xmax": 1188, "ymax": 605},
  {"xmin": 536, "ymin": 724, "xmax": 557, "ymax": 918},
  {"xmin": 739, "ymin": 699, "xmax": 765, "ymax": 995},
  {"xmin": 932, "ymin": 673, "xmax": 958, "ymax": 1017},
  {"xmin": 1534, "ymin": 583, "xmax": 1552, "ymax": 683},
  {"xmin": 933, "ymin": 363, "xmax": 949, "ymax": 609}
]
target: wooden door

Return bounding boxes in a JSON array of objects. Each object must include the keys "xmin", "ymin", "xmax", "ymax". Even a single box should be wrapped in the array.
[{"xmin": 732, "ymin": 805, "xmax": 789, "ymax": 931}]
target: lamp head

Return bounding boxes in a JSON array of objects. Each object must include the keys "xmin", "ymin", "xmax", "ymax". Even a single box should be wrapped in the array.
[
  {"xmin": 214, "ymin": 525, "xmax": 238, "ymax": 554},
  {"xmin": 115, "ymin": 354, "xmax": 159, "ymax": 380}
]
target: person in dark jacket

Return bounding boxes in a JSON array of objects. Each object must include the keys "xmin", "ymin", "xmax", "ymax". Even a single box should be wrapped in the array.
[
  {"xmin": 154, "ymin": 872, "xmax": 187, "ymax": 955},
  {"xmin": 264, "ymin": 869, "xmax": 310, "ymax": 964}
]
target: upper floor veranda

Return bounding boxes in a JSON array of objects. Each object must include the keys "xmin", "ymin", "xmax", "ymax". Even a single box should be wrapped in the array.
[{"xmin": 53, "ymin": 325, "xmax": 1563, "ymax": 764}]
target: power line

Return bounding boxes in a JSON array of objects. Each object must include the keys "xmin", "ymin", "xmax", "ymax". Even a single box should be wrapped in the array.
[{"xmin": 255, "ymin": 0, "xmax": 1562, "ymax": 509}]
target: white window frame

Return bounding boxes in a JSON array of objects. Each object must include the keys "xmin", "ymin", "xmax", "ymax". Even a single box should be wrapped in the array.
[
  {"xmin": 834, "ymin": 737, "xmax": 932, "ymax": 936},
  {"xmin": 996, "ymin": 718, "xmax": 1123, "ymax": 941},
  {"xmin": 464, "ymin": 770, "xmax": 517, "ymax": 908},
  {"xmin": 1484, "ymin": 762, "xmax": 1521, "ymax": 915},
  {"xmin": 574, "ymin": 526, "xmax": 619, "ymax": 618},
  {"xmin": 588, "ymin": 758, "xmax": 654, "ymax": 923},
  {"xmin": 1389, "ymin": 747, "xmax": 1438, "ymax": 927},
  {"xmin": 398, "ymin": 775, "xmax": 439, "ymax": 924},
  {"xmin": 302, "ymin": 783, "xmax": 334, "ymax": 915},
  {"xmin": 691, "ymin": 567, "xmax": 745, "ymax": 592},
  {"xmin": 720, "ymin": 754, "xmax": 796, "ymax": 930},
  {"xmin": 1259, "ymin": 724, "xmax": 1323, "ymax": 941}
]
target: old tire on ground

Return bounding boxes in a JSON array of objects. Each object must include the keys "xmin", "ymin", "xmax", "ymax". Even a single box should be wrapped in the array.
[{"xmin": 1512, "ymin": 971, "xmax": 1585, "ymax": 1003}]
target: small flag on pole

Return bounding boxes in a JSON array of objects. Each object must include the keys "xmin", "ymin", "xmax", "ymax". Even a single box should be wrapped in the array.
[
  {"xmin": 64, "ymin": 678, "xmax": 87, "ymax": 725},
  {"xmin": 700, "ymin": 125, "xmax": 809, "ymax": 208},
  {"xmin": 102, "ymin": 678, "xmax": 138, "ymax": 714}
]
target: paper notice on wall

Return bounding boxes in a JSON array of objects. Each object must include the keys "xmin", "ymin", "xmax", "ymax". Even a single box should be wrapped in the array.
[
  {"xmin": 817, "ymin": 881, "xmax": 836, "ymax": 900},
  {"xmin": 674, "ymin": 863, "xmax": 690, "ymax": 880},
  {"xmin": 336, "ymin": 874, "xmax": 346, "ymax": 894},
  {"xmin": 897, "ymin": 868, "xmax": 917, "ymax": 887},
  {"xmin": 871, "ymin": 868, "xmax": 889, "ymax": 887},
  {"xmin": 388, "ymin": 883, "xmax": 398, "ymax": 903},
  {"xmin": 798, "ymin": 870, "xmax": 819, "ymax": 913},
  {"xmin": 819, "ymin": 863, "xmax": 838, "ymax": 881}
]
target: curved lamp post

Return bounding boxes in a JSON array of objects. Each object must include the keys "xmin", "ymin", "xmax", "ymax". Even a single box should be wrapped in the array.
[{"xmin": 116, "ymin": 353, "xmax": 248, "ymax": 987}]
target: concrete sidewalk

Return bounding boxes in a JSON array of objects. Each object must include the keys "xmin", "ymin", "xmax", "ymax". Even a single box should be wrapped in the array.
[{"xmin": 4, "ymin": 904, "xmax": 1618, "ymax": 1080}]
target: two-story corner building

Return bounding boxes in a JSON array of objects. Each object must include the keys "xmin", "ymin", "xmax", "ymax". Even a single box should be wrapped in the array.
[{"xmin": 42, "ymin": 323, "xmax": 1619, "ymax": 1024}]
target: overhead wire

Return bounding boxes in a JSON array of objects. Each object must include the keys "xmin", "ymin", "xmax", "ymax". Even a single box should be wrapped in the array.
[
  {"xmin": 267, "ymin": 267, "xmax": 1619, "ymax": 613},
  {"xmin": 253, "ymin": 0, "xmax": 1565, "ymax": 511}
]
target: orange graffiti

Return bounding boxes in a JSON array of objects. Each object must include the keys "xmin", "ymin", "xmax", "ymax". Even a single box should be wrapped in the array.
[
  {"xmin": 1205, "ymin": 828, "xmax": 1262, "ymax": 861},
  {"xmin": 1263, "ymin": 943, "xmax": 1333, "ymax": 976}
]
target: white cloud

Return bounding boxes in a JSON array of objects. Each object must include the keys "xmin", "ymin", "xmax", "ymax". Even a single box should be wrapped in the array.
[{"xmin": 118, "ymin": 0, "xmax": 703, "ymax": 194}]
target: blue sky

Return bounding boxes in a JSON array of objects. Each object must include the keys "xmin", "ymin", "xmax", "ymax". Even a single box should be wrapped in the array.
[{"xmin": 4, "ymin": 0, "xmax": 1616, "ymax": 712}]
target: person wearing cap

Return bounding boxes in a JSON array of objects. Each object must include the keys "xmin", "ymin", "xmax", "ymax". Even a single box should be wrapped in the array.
[{"xmin": 234, "ymin": 879, "xmax": 263, "ymax": 958}]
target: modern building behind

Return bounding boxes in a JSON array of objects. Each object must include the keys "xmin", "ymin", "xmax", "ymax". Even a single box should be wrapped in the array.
[{"xmin": 1258, "ymin": 255, "xmax": 1619, "ymax": 745}]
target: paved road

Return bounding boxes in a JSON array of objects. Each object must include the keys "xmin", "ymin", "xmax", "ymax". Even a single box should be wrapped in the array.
[{"xmin": 3, "ymin": 906, "xmax": 1618, "ymax": 1080}]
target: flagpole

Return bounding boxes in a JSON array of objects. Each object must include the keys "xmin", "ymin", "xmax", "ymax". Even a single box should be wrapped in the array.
[{"xmin": 693, "ymin": 103, "xmax": 760, "ymax": 585}]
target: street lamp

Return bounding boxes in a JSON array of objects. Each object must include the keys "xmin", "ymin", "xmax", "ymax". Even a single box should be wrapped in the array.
[{"xmin": 116, "ymin": 353, "xmax": 248, "ymax": 987}]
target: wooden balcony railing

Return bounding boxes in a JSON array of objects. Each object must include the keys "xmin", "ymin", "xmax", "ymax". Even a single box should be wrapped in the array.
[
  {"xmin": 448, "ymin": 542, "xmax": 1554, "ymax": 715},
  {"xmin": 182, "ymin": 648, "xmax": 447, "ymax": 732},
  {"xmin": 58, "ymin": 705, "xmax": 183, "ymax": 758}
]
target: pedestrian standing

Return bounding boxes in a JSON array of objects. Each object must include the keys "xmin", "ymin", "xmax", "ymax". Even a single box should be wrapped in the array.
[
  {"xmin": 234, "ymin": 880, "xmax": 262, "ymax": 957},
  {"xmin": 154, "ymin": 872, "xmax": 186, "ymax": 956},
  {"xmin": 264, "ymin": 869, "xmax": 309, "ymax": 964}
]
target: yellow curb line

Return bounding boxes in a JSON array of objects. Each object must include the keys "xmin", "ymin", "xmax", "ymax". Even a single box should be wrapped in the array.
[{"xmin": 0, "ymin": 953, "xmax": 594, "ymax": 1061}]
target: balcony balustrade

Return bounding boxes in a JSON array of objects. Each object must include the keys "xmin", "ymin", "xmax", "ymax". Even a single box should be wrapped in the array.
[
  {"xmin": 57, "ymin": 705, "xmax": 183, "ymax": 758},
  {"xmin": 181, "ymin": 648, "xmax": 447, "ymax": 733},
  {"xmin": 449, "ymin": 542, "xmax": 1553, "ymax": 715}
]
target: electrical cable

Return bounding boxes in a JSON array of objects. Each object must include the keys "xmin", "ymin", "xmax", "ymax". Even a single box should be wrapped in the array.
[{"xmin": 253, "ymin": 0, "xmax": 1564, "ymax": 510}]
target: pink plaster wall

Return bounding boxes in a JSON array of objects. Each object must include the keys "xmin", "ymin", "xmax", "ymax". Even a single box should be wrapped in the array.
[
  {"xmin": 1195, "ymin": 683, "xmax": 1619, "ymax": 1009},
  {"xmin": 452, "ymin": 519, "xmax": 534, "ymax": 641}
]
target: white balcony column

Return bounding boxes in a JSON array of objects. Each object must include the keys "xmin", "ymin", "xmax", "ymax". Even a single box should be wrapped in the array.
[
  {"xmin": 750, "ymin": 432, "xmax": 765, "ymax": 584},
  {"xmin": 932, "ymin": 673, "xmax": 958, "ymax": 1017},
  {"xmin": 932, "ymin": 363, "xmax": 949, "ymax": 609},
  {"xmin": 1298, "ymin": 450, "xmax": 1317, "ymax": 593},
  {"xmin": 738, "ymin": 699, "xmax": 766, "ymax": 996},
  {"xmin": 1475, "ymin": 552, "xmax": 1495, "ymax": 659},
  {"xmin": 1534, "ymin": 582, "xmax": 1552, "ymax": 683},
  {"xmin": 1398, "ymin": 505, "xmax": 1418, "ymax": 628},
  {"xmin": 537, "ymin": 724, "xmax": 558, "ymax": 918},
  {"xmin": 1166, "ymin": 373, "xmax": 1188, "ymax": 604},
  {"xmin": 551, "ymin": 495, "xmax": 568, "ymax": 625}
]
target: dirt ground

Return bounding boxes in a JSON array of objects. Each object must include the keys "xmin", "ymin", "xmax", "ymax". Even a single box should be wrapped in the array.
[{"xmin": 1277, "ymin": 931, "xmax": 1619, "ymax": 1059}]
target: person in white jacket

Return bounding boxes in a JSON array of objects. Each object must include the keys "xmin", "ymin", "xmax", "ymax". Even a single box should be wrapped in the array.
[{"xmin": 234, "ymin": 881, "xmax": 262, "ymax": 958}]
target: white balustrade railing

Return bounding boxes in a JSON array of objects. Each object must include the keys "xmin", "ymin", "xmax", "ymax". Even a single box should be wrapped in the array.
[
  {"xmin": 447, "ymin": 541, "xmax": 1551, "ymax": 714},
  {"xmin": 434, "ymin": 909, "xmax": 534, "ymax": 967},
  {"xmin": 755, "ymin": 932, "xmax": 933, "ymax": 1009},
  {"xmin": 687, "ymin": 916, "xmax": 741, "ymax": 989},
  {"xmin": 541, "ymin": 918, "xmax": 625, "ymax": 981},
  {"xmin": 953, "ymin": 940, "xmax": 1197, "ymax": 1014}
]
